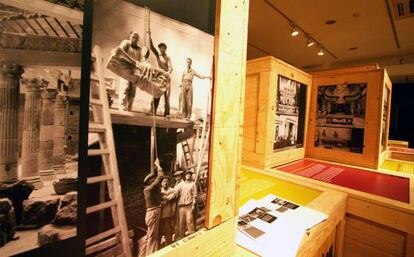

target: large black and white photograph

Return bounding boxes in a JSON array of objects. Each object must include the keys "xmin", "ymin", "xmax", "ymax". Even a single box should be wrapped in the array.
[
  {"xmin": 274, "ymin": 75, "xmax": 307, "ymax": 151},
  {"xmin": 314, "ymin": 83, "xmax": 367, "ymax": 153},
  {"xmin": 0, "ymin": 1, "xmax": 82, "ymax": 255},
  {"xmin": 86, "ymin": 1, "xmax": 213, "ymax": 256}
]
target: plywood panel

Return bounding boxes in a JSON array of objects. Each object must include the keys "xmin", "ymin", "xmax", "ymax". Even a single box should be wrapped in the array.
[
  {"xmin": 245, "ymin": 57, "xmax": 272, "ymax": 74},
  {"xmin": 347, "ymin": 196, "xmax": 414, "ymax": 235},
  {"xmin": 310, "ymin": 63, "xmax": 379, "ymax": 77},
  {"xmin": 213, "ymin": 51, "xmax": 244, "ymax": 128},
  {"xmin": 242, "ymin": 57, "xmax": 312, "ymax": 169},
  {"xmin": 255, "ymin": 71, "xmax": 272, "ymax": 155},
  {"xmin": 344, "ymin": 215, "xmax": 405, "ymax": 257},
  {"xmin": 243, "ymin": 74, "xmax": 260, "ymax": 153},
  {"xmin": 306, "ymin": 70, "xmax": 385, "ymax": 169},
  {"xmin": 241, "ymin": 151, "xmax": 265, "ymax": 168},
  {"xmin": 206, "ymin": 0, "xmax": 249, "ymax": 231},
  {"xmin": 379, "ymin": 70, "xmax": 392, "ymax": 155},
  {"xmin": 389, "ymin": 140, "xmax": 409, "ymax": 148},
  {"xmin": 390, "ymin": 152, "xmax": 414, "ymax": 162},
  {"xmin": 266, "ymin": 147, "xmax": 305, "ymax": 167},
  {"xmin": 151, "ymin": 218, "xmax": 236, "ymax": 257}
]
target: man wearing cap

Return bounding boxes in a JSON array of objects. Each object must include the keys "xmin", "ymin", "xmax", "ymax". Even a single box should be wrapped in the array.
[
  {"xmin": 143, "ymin": 159, "xmax": 164, "ymax": 254},
  {"xmin": 172, "ymin": 170, "xmax": 184, "ymax": 239},
  {"xmin": 159, "ymin": 176, "xmax": 176, "ymax": 246},
  {"xmin": 149, "ymin": 33, "xmax": 173, "ymax": 116},
  {"xmin": 118, "ymin": 31, "xmax": 149, "ymax": 111},
  {"xmin": 180, "ymin": 58, "xmax": 211, "ymax": 120},
  {"xmin": 175, "ymin": 169, "xmax": 197, "ymax": 239}
]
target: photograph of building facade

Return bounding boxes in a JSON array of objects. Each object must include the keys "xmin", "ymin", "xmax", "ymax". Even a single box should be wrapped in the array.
[
  {"xmin": 274, "ymin": 76, "xmax": 306, "ymax": 151},
  {"xmin": 314, "ymin": 83, "xmax": 367, "ymax": 153}
]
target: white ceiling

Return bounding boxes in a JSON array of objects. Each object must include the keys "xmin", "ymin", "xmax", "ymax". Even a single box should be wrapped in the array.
[{"xmin": 247, "ymin": 0, "xmax": 414, "ymax": 83}]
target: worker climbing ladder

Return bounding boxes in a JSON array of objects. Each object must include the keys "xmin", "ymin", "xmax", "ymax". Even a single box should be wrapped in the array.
[{"xmin": 85, "ymin": 46, "xmax": 131, "ymax": 257}]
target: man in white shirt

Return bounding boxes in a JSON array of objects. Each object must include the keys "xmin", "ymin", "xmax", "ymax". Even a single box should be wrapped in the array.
[
  {"xmin": 180, "ymin": 58, "xmax": 210, "ymax": 119},
  {"xmin": 175, "ymin": 169, "xmax": 197, "ymax": 239},
  {"xmin": 118, "ymin": 32, "xmax": 148, "ymax": 111}
]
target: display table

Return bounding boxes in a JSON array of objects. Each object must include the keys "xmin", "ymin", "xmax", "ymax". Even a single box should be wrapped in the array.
[
  {"xmin": 276, "ymin": 159, "xmax": 410, "ymax": 202},
  {"xmin": 267, "ymin": 158, "xmax": 414, "ymax": 257},
  {"xmin": 386, "ymin": 147, "xmax": 414, "ymax": 162},
  {"xmin": 381, "ymin": 159, "xmax": 414, "ymax": 175},
  {"xmin": 235, "ymin": 168, "xmax": 347, "ymax": 257},
  {"xmin": 388, "ymin": 140, "xmax": 409, "ymax": 148}
]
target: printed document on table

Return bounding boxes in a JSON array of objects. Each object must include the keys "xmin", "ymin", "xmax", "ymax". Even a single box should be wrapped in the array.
[{"xmin": 237, "ymin": 195, "xmax": 328, "ymax": 257}]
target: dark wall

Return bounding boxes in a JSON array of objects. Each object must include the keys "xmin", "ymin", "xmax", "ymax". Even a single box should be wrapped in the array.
[
  {"xmin": 112, "ymin": 124, "xmax": 177, "ymax": 243},
  {"xmin": 389, "ymin": 83, "xmax": 414, "ymax": 146},
  {"xmin": 124, "ymin": 0, "xmax": 216, "ymax": 35},
  {"xmin": 86, "ymin": 124, "xmax": 177, "ymax": 249}
]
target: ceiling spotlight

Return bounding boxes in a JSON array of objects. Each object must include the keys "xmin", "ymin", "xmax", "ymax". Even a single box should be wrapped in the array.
[
  {"xmin": 306, "ymin": 37, "xmax": 315, "ymax": 47},
  {"xmin": 318, "ymin": 48, "xmax": 325, "ymax": 56},
  {"xmin": 290, "ymin": 24, "xmax": 299, "ymax": 37}
]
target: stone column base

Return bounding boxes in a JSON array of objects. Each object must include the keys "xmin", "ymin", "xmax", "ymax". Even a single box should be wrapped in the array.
[
  {"xmin": 39, "ymin": 169, "xmax": 56, "ymax": 181},
  {"xmin": 52, "ymin": 164, "xmax": 66, "ymax": 175},
  {"xmin": 21, "ymin": 175, "xmax": 43, "ymax": 190}
]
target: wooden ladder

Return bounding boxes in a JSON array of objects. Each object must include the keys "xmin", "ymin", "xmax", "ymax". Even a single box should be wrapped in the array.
[
  {"xmin": 181, "ymin": 140, "xmax": 194, "ymax": 171},
  {"xmin": 86, "ymin": 46, "xmax": 131, "ymax": 257}
]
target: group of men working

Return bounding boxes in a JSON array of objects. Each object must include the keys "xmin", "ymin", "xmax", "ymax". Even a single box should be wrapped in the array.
[
  {"xmin": 119, "ymin": 31, "xmax": 211, "ymax": 119},
  {"xmin": 142, "ymin": 159, "xmax": 198, "ymax": 255}
]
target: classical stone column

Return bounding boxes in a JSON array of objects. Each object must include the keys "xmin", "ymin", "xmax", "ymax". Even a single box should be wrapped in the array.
[
  {"xmin": 0, "ymin": 64, "xmax": 24, "ymax": 183},
  {"xmin": 53, "ymin": 92, "xmax": 67, "ymax": 174},
  {"xmin": 39, "ymin": 88, "xmax": 57, "ymax": 181},
  {"xmin": 21, "ymin": 78, "xmax": 43, "ymax": 189}
]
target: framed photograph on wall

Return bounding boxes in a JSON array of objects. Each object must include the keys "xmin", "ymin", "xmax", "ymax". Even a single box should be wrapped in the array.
[
  {"xmin": 314, "ymin": 83, "xmax": 367, "ymax": 153},
  {"xmin": 0, "ymin": 1, "xmax": 83, "ymax": 256},
  {"xmin": 274, "ymin": 75, "xmax": 307, "ymax": 152},
  {"xmin": 86, "ymin": 1, "xmax": 214, "ymax": 256}
]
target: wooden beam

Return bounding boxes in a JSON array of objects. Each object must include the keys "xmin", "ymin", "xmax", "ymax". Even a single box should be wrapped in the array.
[
  {"xmin": 205, "ymin": 0, "xmax": 249, "ymax": 228},
  {"xmin": 0, "ymin": 48, "xmax": 81, "ymax": 67},
  {"xmin": 0, "ymin": 0, "xmax": 83, "ymax": 25},
  {"xmin": 110, "ymin": 109, "xmax": 193, "ymax": 129}
]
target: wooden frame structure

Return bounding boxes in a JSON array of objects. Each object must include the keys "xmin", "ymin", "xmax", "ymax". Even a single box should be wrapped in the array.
[
  {"xmin": 237, "ymin": 166, "xmax": 347, "ymax": 257},
  {"xmin": 267, "ymin": 159, "xmax": 414, "ymax": 257},
  {"xmin": 242, "ymin": 57, "xmax": 312, "ymax": 169},
  {"xmin": 307, "ymin": 67, "xmax": 392, "ymax": 169}
]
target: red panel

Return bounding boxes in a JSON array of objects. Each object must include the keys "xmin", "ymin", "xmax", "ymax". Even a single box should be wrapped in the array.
[{"xmin": 275, "ymin": 159, "xmax": 410, "ymax": 203}]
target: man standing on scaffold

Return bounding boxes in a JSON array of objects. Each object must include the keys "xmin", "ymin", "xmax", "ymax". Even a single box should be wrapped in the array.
[
  {"xmin": 148, "ymin": 30, "xmax": 173, "ymax": 116},
  {"xmin": 180, "ymin": 58, "xmax": 211, "ymax": 120},
  {"xmin": 118, "ymin": 31, "xmax": 149, "ymax": 111}
]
